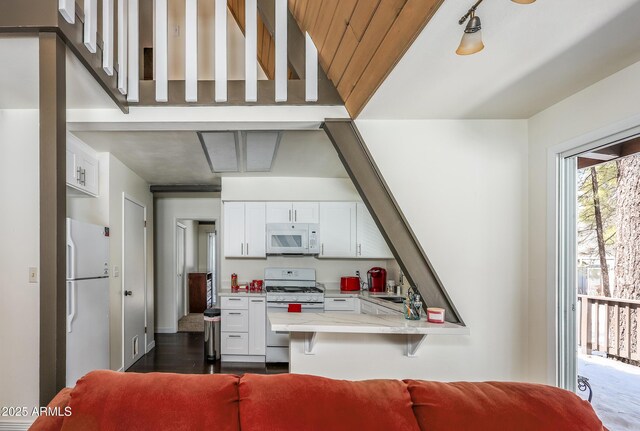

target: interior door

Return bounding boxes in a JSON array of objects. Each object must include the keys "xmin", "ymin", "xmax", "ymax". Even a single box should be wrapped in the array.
[
  {"xmin": 176, "ymin": 223, "xmax": 186, "ymax": 318},
  {"xmin": 123, "ymin": 197, "xmax": 146, "ymax": 370}
]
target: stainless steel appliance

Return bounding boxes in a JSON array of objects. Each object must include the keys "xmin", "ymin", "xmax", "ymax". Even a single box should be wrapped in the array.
[
  {"xmin": 266, "ymin": 223, "xmax": 320, "ymax": 255},
  {"xmin": 265, "ymin": 268, "xmax": 324, "ymax": 362}
]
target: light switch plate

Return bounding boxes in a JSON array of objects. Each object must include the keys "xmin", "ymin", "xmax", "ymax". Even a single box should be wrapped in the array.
[
  {"xmin": 29, "ymin": 267, "xmax": 38, "ymax": 283},
  {"xmin": 113, "ymin": 266, "xmax": 120, "ymax": 278}
]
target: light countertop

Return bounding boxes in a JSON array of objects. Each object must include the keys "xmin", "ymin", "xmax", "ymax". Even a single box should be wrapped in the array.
[{"xmin": 268, "ymin": 312, "xmax": 469, "ymax": 335}]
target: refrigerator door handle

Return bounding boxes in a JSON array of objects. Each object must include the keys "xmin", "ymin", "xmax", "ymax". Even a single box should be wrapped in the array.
[
  {"xmin": 67, "ymin": 230, "xmax": 76, "ymax": 280},
  {"xmin": 67, "ymin": 281, "xmax": 77, "ymax": 333}
]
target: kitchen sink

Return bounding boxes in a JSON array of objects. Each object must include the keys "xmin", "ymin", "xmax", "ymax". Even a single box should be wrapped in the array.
[{"xmin": 376, "ymin": 296, "xmax": 404, "ymax": 304}]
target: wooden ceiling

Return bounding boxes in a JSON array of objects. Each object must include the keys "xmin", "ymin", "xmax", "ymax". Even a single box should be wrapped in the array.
[{"xmin": 289, "ymin": 0, "xmax": 445, "ymax": 117}]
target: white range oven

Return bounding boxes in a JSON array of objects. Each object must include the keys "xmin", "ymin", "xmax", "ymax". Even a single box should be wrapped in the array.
[{"xmin": 264, "ymin": 268, "xmax": 324, "ymax": 363}]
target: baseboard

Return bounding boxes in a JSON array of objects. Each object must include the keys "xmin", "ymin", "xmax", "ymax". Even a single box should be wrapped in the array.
[
  {"xmin": 146, "ymin": 340, "xmax": 155, "ymax": 352},
  {"xmin": 155, "ymin": 327, "xmax": 176, "ymax": 333},
  {"xmin": 0, "ymin": 419, "xmax": 33, "ymax": 431}
]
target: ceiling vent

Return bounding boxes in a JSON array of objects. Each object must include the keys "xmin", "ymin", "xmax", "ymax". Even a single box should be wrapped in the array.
[{"xmin": 198, "ymin": 131, "xmax": 281, "ymax": 173}]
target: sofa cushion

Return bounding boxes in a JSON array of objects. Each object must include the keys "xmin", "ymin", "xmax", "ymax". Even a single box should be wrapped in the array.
[
  {"xmin": 59, "ymin": 371, "xmax": 240, "ymax": 431},
  {"xmin": 238, "ymin": 374, "xmax": 421, "ymax": 431},
  {"xmin": 29, "ymin": 387, "xmax": 72, "ymax": 431},
  {"xmin": 406, "ymin": 380, "xmax": 605, "ymax": 431}
]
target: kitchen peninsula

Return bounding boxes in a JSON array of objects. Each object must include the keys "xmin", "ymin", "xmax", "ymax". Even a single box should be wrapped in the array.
[{"xmin": 268, "ymin": 311, "xmax": 469, "ymax": 380}]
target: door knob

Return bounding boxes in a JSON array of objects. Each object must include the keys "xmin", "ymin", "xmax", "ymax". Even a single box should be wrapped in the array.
[{"xmin": 124, "ymin": 290, "xmax": 133, "ymax": 296}]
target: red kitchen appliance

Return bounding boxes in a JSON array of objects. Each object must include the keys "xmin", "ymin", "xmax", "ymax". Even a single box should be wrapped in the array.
[
  {"xmin": 367, "ymin": 267, "xmax": 387, "ymax": 293},
  {"xmin": 340, "ymin": 276, "xmax": 361, "ymax": 292}
]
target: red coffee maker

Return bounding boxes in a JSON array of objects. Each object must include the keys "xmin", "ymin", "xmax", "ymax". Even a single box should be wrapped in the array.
[{"xmin": 367, "ymin": 267, "xmax": 387, "ymax": 293}]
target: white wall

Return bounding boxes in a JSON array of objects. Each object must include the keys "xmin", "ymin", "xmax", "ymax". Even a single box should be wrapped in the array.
[
  {"xmin": 220, "ymin": 177, "xmax": 392, "ymax": 289},
  {"xmin": 67, "ymin": 152, "xmax": 154, "ymax": 370},
  {"xmin": 198, "ymin": 223, "xmax": 215, "ymax": 272},
  {"xmin": 0, "ymin": 109, "xmax": 40, "ymax": 420},
  {"xmin": 155, "ymin": 193, "xmax": 221, "ymax": 332},
  {"xmin": 356, "ymin": 119, "xmax": 530, "ymax": 381},
  {"xmin": 527, "ymin": 59, "xmax": 640, "ymax": 383}
]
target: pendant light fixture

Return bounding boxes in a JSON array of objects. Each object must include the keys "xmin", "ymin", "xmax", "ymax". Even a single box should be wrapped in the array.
[{"xmin": 456, "ymin": 0, "xmax": 536, "ymax": 56}]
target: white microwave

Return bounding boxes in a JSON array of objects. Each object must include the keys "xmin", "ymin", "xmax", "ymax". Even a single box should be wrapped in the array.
[{"xmin": 266, "ymin": 223, "xmax": 320, "ymax": 255}]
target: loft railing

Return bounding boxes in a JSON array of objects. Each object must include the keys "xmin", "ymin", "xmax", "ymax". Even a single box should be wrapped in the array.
[
  {"xmin": 578, "ymin": 294, "xmax": 640, "ymax": 362},
  {"xmin": 58, "ymin": 0, "xmax": 329, "ymax": 105}
]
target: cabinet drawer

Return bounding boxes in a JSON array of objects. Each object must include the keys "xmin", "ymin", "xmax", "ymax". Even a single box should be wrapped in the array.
[
  {"xmin": 360, "ymin": 300, "xmax": 376, "ymax": 315},
  {"xmin": 221, "ymin": 332, "xmax": 248, "ymax": 355},
  {"xmin": 221, "ymin": 310, "xmax": 249, "ymax": 332},
  {"xmin": 220, "ymin": 296, "xmax": 248, "ymax": 310},
  {"xmin": 324, "ymin": 297, "xmax": 356, "ymax": 311},
  {"xmin": 376, "ymin": 305, "xmax": 402, "ymax": 315}
]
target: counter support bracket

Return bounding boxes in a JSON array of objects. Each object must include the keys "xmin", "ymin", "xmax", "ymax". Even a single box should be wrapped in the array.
[
  {"xmin": 407, "ymin": 334, "xmax": 428, "ymax": 357},
  {"xmin": 304, "ymin": 332, "xmax": 317, "ymax": 355}
]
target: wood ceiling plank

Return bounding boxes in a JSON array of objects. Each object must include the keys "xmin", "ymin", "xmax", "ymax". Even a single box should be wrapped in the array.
[
  {"xmin": 349, "ymin": 0, "xmax": 380, "ymax": 41},
  {"xmin": 327, "ymin": 24, "xmax": 358, "ymax": 84},
  {"xmin": 295, "ymin": 0, "xmax": 308, "ymax": 27},
  {"xmin": 319, "ymin": 0, "xmax": 357, "ymax": 74},
  {"xmin": 345, "ymin": 0, "xmax": 444, "ymax": 117},
  {"xmin": 311, "ymin": 0, "xmax": 338, "ymax": 53},
  {"xmin": 337, "ymin": 0, "xmax": 405, "ymax": 99},
  {"xmin": 301, "ymin": 0, "xmax": 322, "ymax": 33}
]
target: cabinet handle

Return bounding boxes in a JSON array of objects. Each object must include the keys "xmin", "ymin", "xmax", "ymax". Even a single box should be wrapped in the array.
[
  {"xmin": 81, "ymin": 168, "xmax": 86, "ymax": 186},
  {"xmin": 251, "ymin": 299, "xmax": 264, "ymax": 303},
  {"xmin": 240, "ymin": 242, "xmax": 244, "ymax": 255},
  {"xmin": 358, "ymin": 244, "xmax": 362, "ymax": 256},
  {"xmin": 246, "ymin": 242, "xmax": 249, "ymax": 255},
  {"xmin": 229, "ymin": 312, "xmax": 242, "ymax": 315},
  {"xmin": 76, "ymin": 167, "xmax": 82, "ymax": 183},
  {"xmin": 321, "ymin": 243, "xmax": 324, "ymax": 255},
  {"xmin": 294, "ymin": 209, "xmax": 297, "ymax": 222},
  {"xmin": 333, "ymin": 299, "xmax": 347, "ymax": 302},
  {"xmin": 228, "ymin": 298, "xmax": 241, "ymax": 301},
  {"xmin": 228, "ymin": 335, "xmax": 241, "ymax": 338},
  {"xmin": 289, "ymin": 209, "xmax": 292, "ymax": 222}
]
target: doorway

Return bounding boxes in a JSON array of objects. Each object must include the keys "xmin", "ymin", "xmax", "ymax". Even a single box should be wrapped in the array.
[
  {"xmin": 176, "ymin": 219, "xmax": 217, "ymax": 333},
  {"xmin": 557, "ymin": 136, "xmax": 640, "ymax": 431},
  {"xmin": 123, "ymin": 195, "xmax": 147, "ymax": 370},
  {"xmin": 176, "ymin": 222, "xmax": 187, "ymax": 319}
]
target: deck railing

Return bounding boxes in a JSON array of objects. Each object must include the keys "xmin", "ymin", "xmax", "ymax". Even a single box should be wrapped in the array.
[{"xmin": 578, "ymin": 294, "xmax": 640, "ymax": 362}]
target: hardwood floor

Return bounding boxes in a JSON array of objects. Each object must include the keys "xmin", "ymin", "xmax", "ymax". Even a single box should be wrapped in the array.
[{"xmin": 126, "ymin": 333, "xmax": 289, "ymax": 375}]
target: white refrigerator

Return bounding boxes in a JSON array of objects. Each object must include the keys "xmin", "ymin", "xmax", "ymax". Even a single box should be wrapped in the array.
[{"xmin": 66, "ymin": 218, "xmax": 110, "ymax": 387}]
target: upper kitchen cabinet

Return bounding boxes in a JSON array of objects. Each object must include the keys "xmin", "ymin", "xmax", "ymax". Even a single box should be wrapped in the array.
[
  {"xmin": 356, "ymin": 203, "xmax": 393, "ymax": 259},
  {"xmin": 319, "ymin": 202, "xmax": 357, "ymax": 258},
  {"xmin": 66, "ymin": 134, "xmax": 99, "ymax": 196},
  {"xmin": 266, "ymin": 202, "xmax": 319, "ymax": 224},
  {"xmin": 224, "ymin": 202, "xmax": 266, "ymax": 258}
]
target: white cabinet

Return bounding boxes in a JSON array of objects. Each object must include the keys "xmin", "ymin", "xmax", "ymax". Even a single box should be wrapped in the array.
[
  {"xmin": 359, "ymin": 298, "xmax": 402, "ymax": 316},
  {"xmin": 319, "ymin": 202, "xmax": 357, "ymax": 258},
  {"xmin": 223, "ymin": 202, "xmax": 266, "ymax": 258},
  {"xmin": 248, "ymin": 298, "xmax": 266, "ymax": 355},
  {"xmin": 324, "ymin": 297, "xmax": 357, "ymax": 312},
  {"xmin": 356, "ymin": 202, "xmax": 393, "ymax": 259},
  {"xmin": 266, "ymin": 202, "xmax": 319, "ymax": 223},
  {"xmin": 221, "ymin": 310, "xmax": 249, "ymax": 332},
  {"xmin": 293, "ymin": 202, "xmax": 319, "ymax": 223},
  {"xmin": 221, "ymin": 333, "xmax": 249, "ymax": 355},
  {"xmin": 220, "ymin": 295, "xmax": 266, "ymax": 359},
  {"xmin": 66, "ymin": 134, "xmax": 99, "ymax": 196}
]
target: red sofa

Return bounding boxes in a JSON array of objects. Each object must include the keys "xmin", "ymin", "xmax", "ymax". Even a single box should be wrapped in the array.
[{"xmin": 30, "ymin": 371, "xmax": 605, "ymax": 431}]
